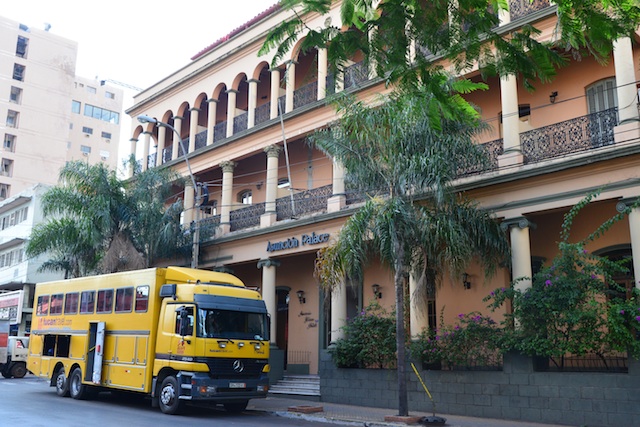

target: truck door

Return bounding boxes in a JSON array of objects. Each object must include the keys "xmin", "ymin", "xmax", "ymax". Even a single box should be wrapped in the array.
[
  {"xmin": 172, "ymin": 305, "xmax": 196, "ymax": 360},
  {"xmin": 86, "ymin": 322, "xmax": 105, "ymax": 384}
]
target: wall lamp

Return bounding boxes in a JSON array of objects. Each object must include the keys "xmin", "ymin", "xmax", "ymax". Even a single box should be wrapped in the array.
[
  {"xmin": 463, "ymin": 273, "xmax": 472, "ymax": 290},
  {"xmin": 296, "ymin": 290, "xmax": 306, "ymax": 304},
  {"xmin": 372, "ymin": 283, "xmax": 382, "ymax": 299},
  {"xmin": 549, "ymin": 91, "xmax": 558, "ymax": 104}
]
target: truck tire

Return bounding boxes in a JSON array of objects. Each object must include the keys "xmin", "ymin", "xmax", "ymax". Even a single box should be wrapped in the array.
[
  {"xmin": 223, "ymin": 400, "xmax": 248, "ymax": 413},
  {"xmin": 10, "ymin": 362, "xmax": 26, "ymax": 379},
  {"xmin": 158, "ymin": 375, "xmax": 185, "ymax": 415},
  {"xmin": 55, "ymin": 367, "xmax": 70, "ymax": 397},
  {"xmin": 69, "ymin": 367, "xmax": 90, "ymax": 400},
  {"xmin": 1, "ymin": 368, "xmax": 11, "ymax": 379}
]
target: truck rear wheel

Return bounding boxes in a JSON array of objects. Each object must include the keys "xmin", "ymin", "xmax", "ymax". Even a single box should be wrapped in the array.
[
  {"xmin": 1, "ymin": 369, "xmax": 11, "ymax": 379},
  {"xmin": 69, "ymin": 368, "xmax": 90, "ymax": 400},
  {"xmin": 223, "ymin": 400, "xmax": 248, "ymax": 413},
  {"xmin": 55, "ymin": 367, "xmax": 70, "ymax": 397},
  {"xmin": 10, "ymin": 362, "xmax": 26, "ymax": 379},
  {"xmin": 158, "ymin": 376, "xmax": 185, "ymax": 415}
]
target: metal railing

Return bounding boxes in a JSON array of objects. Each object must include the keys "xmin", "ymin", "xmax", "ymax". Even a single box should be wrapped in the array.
[
  {"xmin": 213, "ymin": 121, "xmax": 227, "ymax": 143},
  {"xmin": 457, "ymin": 138, "xmax": 504, "ymax": 177},
  {"xmin": 276, "ymin": 185, "xmax": 333, "ymax": 221},
  {"xmin": 293, "ymin": 81, "xmax": 318, "ymax": 109},
  {"xmin": 521, "ymin": 108, "xmax": 618, "ymax": 164},
  {"xmin": 233, "ymin": 112, "xmax": 248, "ymax": 134},
  {"xmin": 255, "ymin": 103, "xmax": 270, "ymax": 125},
  {"xmin": 229, "ymin": 203, "xmax": 265, "ymax": 231},
  {"xmin": 509, "ymin": 0, "xmax": 551, "ymax": 21},
  {"xmin": 194, "ymin": 130, "xmax": 207, "ymax": 150},
  {"xmin": 344, "ymin": 61, "xmax": 370, "ymax": 90}
]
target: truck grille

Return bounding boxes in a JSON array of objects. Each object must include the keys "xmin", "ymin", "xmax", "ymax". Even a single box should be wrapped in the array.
[{"xmin": 203, "ymin": 357, "xmax": 267, "ymax": 379}]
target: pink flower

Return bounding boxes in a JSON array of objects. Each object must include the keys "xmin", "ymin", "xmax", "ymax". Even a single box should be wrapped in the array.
[
  {"xmin": 545, "ymin": 280, "xmax": 552, "ymax": 287},
  {"xmin": 620, "ymin": 310, "xmax": 625, "ymax": 315},
  {"xmin": 636, "ymin": 316, "xmax": 640, "ymax": 322}
]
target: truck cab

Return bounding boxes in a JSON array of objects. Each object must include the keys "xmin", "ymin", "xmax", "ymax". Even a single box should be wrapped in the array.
[{"xmin": 1, "ymin": 336, "xmax": 29, "ymax": 378}]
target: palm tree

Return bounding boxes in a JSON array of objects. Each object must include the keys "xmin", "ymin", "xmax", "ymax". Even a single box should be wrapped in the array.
[
  {"xmin": 26, "ymin": 160, "xmax": 184, "ymax": 277},
  {"xmin": 313, "ymin": 87, "xmax": 510, "ymax": 417}
]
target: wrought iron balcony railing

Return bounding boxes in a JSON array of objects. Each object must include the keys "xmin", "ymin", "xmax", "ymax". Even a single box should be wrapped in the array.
[
  {"xmin": 457, "ymin": 138, "xmax": 504, "ymax": 177},
  {"xmin": 293, "ymin": 81, "xmax": 319, "ymax": 110},
  {"xmin": 344, "ymin": 61, "xmax": 370, "ymax": 90},
  {"xmin": 213, "ymin": 121, "xmax": 226, "ymax": 143},
  {"xmin": 230, "ymin": 203, "xmax": 265, "ymax": 231},
  {"xmin": 276, "ymin": 185, "xmax": 333, "ymax": 221},
  {"xmin": 255, "ymin": 103, "xmax": 270, "ymax": 125},
  {"xmin": 147, "ymin": 153, "xmax": 157, "ymax": 169},
  {"xmin": 521, "ymin": 108, "xmax": 618, "ymax": 164},
  {"xmin": 509, "ymin": 0, "xmax": 551, "ymax": 21},
  {"xmin": 234, "ymin": 112, "xmax": 248, "ymax": 134},
  {"xmin": 199, "ymin": 215, "xmax": 221, "ymax": 243},
  {"xmin": 195, "ymin": 130, "xmax": 207, "ymax": 150},
  {"xmin": 162, "ymin": 147, "xmax": 172, "ymax": 164}
]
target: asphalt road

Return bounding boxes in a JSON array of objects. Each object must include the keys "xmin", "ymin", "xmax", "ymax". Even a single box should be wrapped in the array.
[{"xmin": 0, "ymin": 375, "xmax": 342, "ymax": 427}]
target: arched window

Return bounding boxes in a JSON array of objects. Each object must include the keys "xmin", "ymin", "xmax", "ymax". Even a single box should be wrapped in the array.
[
  {"xmin": 238, "ymin": 190, "xmax": 252, "ymax": 205},
  {"xmin": 586, "ymin": 78, "xmax": 618, "ymax": 114}
]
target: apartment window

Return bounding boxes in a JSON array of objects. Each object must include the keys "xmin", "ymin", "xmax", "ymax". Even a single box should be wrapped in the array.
[
  {"xmin": 1, "ymin": 159, "xmax": 14, "ymax": 177},
  {"xmin": 18, "ymin": 24, "xmax": 29, "ymax": 32},
  {"xmin": 105, "ymin": 91, "xmax": 115, "ymax": 99},
  {"xmin": 80, "ymin": 145, "xmax": 91, "ymax": 156},
  {"xmin": 13, "ymin": 64, "xmax": 25, "ymax": 81},
  {"xmin": 71, "ymin": 100, "xmax": 81, "ymax": 114},
  {"xmin": 86, "ymin": 86, "xmax": 97, "ymax": 94},
  {"xmin": 83, "ymin": 104, "xmax": 120, "ymax": 124},
  {"xmin": 238, "ymin": 190, "xmax": 252, "ymax": 205},
  {"xmin": 101, "ymin": 131, "xmax": 112, "ymax": 139},
  {"xmin": 82, "ymin": 126, "xmax": 93, "ymax": 135},
  {"xmin": 6, "ymin": 111, "xmax": 19, "ymax": 128},
  {"xmin": 10, "ymin": 87, "xmax": 22, "ymax": 104},
  {"xmin": 0, "ymin": 184, "xmax": 9, "ymax": 200},
  {"xmin": 4, "ymin": 135, "xmax": 16, "ymax": 152},
  {"xmin": 586, "ymin": 78, "xmax": 618, "ymax": 114},
  {"xmin": 277, "ymin": 178, "xmax": 290, "ymax": 188},
  {"xmin": 16, "ymin": 36, "xmax": 28, "ymax": 58}
]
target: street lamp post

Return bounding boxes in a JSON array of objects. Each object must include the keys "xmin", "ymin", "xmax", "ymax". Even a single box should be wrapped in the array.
[{"xmin": 137, "ymin": 114, "xmax": 200, "ymax": 269}]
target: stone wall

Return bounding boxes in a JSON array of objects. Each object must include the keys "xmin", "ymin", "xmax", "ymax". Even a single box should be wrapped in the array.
[{"xmin": 319, "ymin": 350, "xmax": 640, "ymax": 426}]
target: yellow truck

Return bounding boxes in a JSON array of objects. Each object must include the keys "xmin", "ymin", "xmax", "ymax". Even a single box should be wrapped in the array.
[{"xmin": 27, "ymin": 267, "xmax": 270, "ymax": 415}]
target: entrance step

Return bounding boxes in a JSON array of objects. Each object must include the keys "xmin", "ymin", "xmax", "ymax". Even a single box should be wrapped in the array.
[{"xmin": 269, "ymin": 374, "xmax": 320, "ymax": 400}]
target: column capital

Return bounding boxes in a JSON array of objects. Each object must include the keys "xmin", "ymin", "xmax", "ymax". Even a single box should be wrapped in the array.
[
  {"xmin": 207, "ymin": 98, "xmax": 219, "ymax": 104},
  {"xmin": 220, "ymin": 160, "xmax": 237, "ymax": 173},
  {"xmin": 284, "ymin": 59, "xmax": 298, "ymax": 66},
  {"xmin": 189, "ymin": 107, "xmax": 201, "ymax": 113},
  {"xmin": 500, "ymin": 217, "xmax": 536, "ymax": 231},
  {"xmin": 129, "ymin": 137, "xmax": 138, "ymax": 142},
  {"xmin": 264, "ymin": 144, "xmax": 282, "ymax": 158},
  {"xmin": 173, "ymin": 115, "xmax": 184, "ymax": 122},
  {"xmin": 247, "ymin": 78, "xmax": 260, "ymax": 84},
  {"xmin": 142, "ymin": 131, "xmax": 152, "ymax": 136},
  {"xmin": 257, "ymin": 258, "xmax": 281, "ymax": 269},
  {"xmin": 269, "ymin": 66, "xmax": 282, "ymax": 73},
  {"xmin": 226, "ymin": 88, "xmax": 239, "ymax": 95}
]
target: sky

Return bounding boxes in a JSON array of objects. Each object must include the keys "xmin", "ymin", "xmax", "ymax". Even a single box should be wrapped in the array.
[{"xmin": 1, "ymin": 1, "xmax": 276, "ymax": 165}]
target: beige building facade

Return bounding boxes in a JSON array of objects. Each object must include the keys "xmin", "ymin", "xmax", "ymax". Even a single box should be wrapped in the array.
[
  {"xmin": 0, "ymin": 15, "xmax": 123, "ymax": 199},
  {"xmin": 126, "ymin": 1, "xmax": 640, "ymax": 378}
]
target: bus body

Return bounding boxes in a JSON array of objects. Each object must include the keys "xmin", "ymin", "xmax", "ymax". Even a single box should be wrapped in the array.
[{"xmin": 27, "ymin": 267, "xmax": 270, "ymax": 415}]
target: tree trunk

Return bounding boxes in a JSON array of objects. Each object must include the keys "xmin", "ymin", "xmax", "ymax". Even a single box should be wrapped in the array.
[{"xmin": 394, "ymin": 235, "xmax": 408, "ymax": 416}]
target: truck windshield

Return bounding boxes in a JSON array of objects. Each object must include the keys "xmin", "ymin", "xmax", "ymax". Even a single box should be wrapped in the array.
[{"xmin": 197, "ymin": 308, "xmax": 268, "ymax": 341}]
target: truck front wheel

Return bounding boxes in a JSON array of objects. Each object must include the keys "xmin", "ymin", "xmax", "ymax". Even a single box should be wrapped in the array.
[
  {"xmin": 158, "ymin": 376, "xmax": 185, "ymax": 415},
  {"xmin": 10, "ymin": 362, "xmax": 26, "ymax": 379},
  {"xmin": 55, "ymin": 367, "xmax": 69, "ymax": 397}
]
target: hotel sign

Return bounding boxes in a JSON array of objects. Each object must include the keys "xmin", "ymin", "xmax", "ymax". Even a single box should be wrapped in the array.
[{"xmin": 266, "ymin": 232, "xmax": 330, "ymax": 253}]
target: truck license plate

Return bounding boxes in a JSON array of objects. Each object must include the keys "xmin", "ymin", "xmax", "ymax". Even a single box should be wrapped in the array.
[{"xmin": 229, "ymin": 382, "xmax": 246, "ymax": 389}]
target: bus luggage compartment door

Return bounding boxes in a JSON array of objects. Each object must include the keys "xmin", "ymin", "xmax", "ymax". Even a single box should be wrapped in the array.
[{"xmin": 86, "ymin": 322, "xmax": 105, "ymax": 384}]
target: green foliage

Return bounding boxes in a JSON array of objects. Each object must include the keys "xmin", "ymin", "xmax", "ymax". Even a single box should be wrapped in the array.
[
  {"xmin": 329, "ymin": 302, "xmax": 397, "ymax": 369},
  {"xmin": 409, "ymin": 311, "xmax": 503, "ymax": 369},
  {"xmin": 485, "ymin": 193, "xmax": 640, "ymax": 361}
]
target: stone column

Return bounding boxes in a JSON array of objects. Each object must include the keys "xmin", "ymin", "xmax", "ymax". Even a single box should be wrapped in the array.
[
  {"xmin": 330, "ymin": 281, "xmax": 348, "ymax": 343},
  {"xmin": 501, "ymin": 217, "xmax": 534, "ymax": 292},
  {"xmin": 226, "ymin": 89, "xmax": 238, "ymax": 138},
  {"xmin": 497, "ymin": 75, "xmax": 523, "ymax": 168},
  {"xmin": 206, "ymin": 99, "xmax": 217, "ymax": 146},
  {"xmin": 258, "ymin": 258, "xmax": 280, "ymax": 345},
  {"xmin": 613, "ymin": 37, "xmax": 640, "ymax": 143},
  {"xmin": 219, "ymin": 161, "xmax": 236, "ymax": 235},
  {"xmin": 141, "ymin": 131, "xmax": 151, "ymax": 171},
  {"xmin": 157, "ymin": 125, "xmax": 166, "ymax": 165},
  {"xmin": 327, "ymin": 158, "xmax": 346, "ymax": 213},
  {"xmin": 171, "ymin": 116, "xmax": 183, "ymax": 159},
  {"xmin": 247, "ymin": 79, "xmax": 259, "ymax": 129},
  {"xmin": 409, "ymin": 272, "xmax": 428, "ymax": 338},
  {"xmin": 617, "ymin": 199, "xmax": 640, "ymax": 289},
  {"xmin": 261, "ymin": 145, "xmax": 281, "ymax": 227},
  {"xmin": 128, "ymin": 137, "xmax": 137, "ymax": 178},
  {"xmin": 270, "ymin": 67, "xmax": 281, "ymax": 120},
  {"xmin": 317, "ymin": 48, "xmax": 328, "ymax": 101},
  {"xmin": 188, "ymin": 108, "xmax": 200, "ymax": 153},
  {"xmin": 284, "ymin": 60, "xmax": 296, "ymax": 113}
]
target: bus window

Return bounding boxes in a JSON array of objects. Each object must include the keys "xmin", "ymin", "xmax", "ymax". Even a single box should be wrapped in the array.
[
  {"xmin": 115, "ymin": 287, "xmax": 134, "ymax": 312},
  {"xmin": 96, "ymin": 289, "xmax": 113, "ymax": 313},
  {"xmin": 80, "ymin": 291, "xmax": 95, "ymax": 314},
  {"xmin": 36, "ymin": 295, "xmax": 49, "ymax": 316},
  {"xmin": 50, "ymin": 294, "xmax": 63, "ymax": 315},
  {"xmin": 64, "ymin": 292, "xmax": 79, "ymax": 314},
  {"xmin": 135, "ymin": 285, "xmax": 149, "ymax": 312}
]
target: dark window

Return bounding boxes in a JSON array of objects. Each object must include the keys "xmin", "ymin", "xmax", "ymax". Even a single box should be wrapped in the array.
[
  {"xmin": 82, "ymin": 127, "xmax": 93, "ymax": 135},
  {"xmin": 64, "ymin": 293, "xmax": 79, "ymax": 314},
  {"xmin": 101, "ymin": 132, "xmax": 112, "ymax": 139},
  {"xmin": 79, "ymin": 291, "xmax": 95, "ymax": 314},
  {"xmin": 36, "ymin": 295, "xmax": 49, "ymax": 316},
  {"xmin": 16, "ymin": 36, "xmax": 28, "ymax": 58},
  {"xmin": 96, "ymin": 289, "xmax": 113, "ymax": 313},
  {"xmin": 135, "ymin": 285, "xmax": 149, "ymax": 312},
  {"xmin": 115, "ymin": 287, "xmax": 134, "ymax": 312},
  {"xmin": 12, "ymin": 64, "xmax": 25, "ymax": 81},
  {"xmin": 50, "ymin": 294, "xmax": 64, "ymax": 315}
]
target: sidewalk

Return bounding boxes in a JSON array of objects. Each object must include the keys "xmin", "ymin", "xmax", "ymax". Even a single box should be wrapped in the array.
[{"xmin": 247, "ymin": 395, "xmax": 569, "ymax": 427}]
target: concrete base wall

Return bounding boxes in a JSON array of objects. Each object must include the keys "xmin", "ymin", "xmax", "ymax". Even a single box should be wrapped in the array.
[{"xmin": 319, "ymin": 350, "xmax": 640, "ymax": 426}]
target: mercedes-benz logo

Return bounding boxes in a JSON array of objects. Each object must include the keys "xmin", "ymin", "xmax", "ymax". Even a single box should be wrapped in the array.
[{"xmin": 233, "ymin": 360, "xmax": 245, "ymax": 373}]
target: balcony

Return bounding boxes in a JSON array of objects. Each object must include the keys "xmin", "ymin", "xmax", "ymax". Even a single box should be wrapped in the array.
[
  {"xmin": 293, "ymin": 81, "xmax": 318, "ymax": 110},
  {"xmin": 276, "ymin": 185, "xmax": 333, "ymax": 221},
  {"xmin": 255, "ymin": 103, "xmax": 270, "ymax": 126},
  {"xmin": 230, "ymin": 203, "xmax": 265, "ymax": 231},
  {"xmin": 509, "ymin": 0, "xmax": 551, "ymax": 21},
  {"xmin": 234, "ymin": 112, "xmax": 248, "ymax": 134},
  {"xmin": 195, "ymin": 130, "xmax": 207, "ymax": 150},
  {"xmin": 213, "ymin": 122, "xmax": 227, "ymax": 143}
]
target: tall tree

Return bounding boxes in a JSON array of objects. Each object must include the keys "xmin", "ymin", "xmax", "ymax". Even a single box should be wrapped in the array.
[
  {"xmin": 26, "ymin": 160, "xmax": 184, "ymax": 277},
  {"xmin": 313, "ymin": 89, "xmax": 510, "ymax": 416}
]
